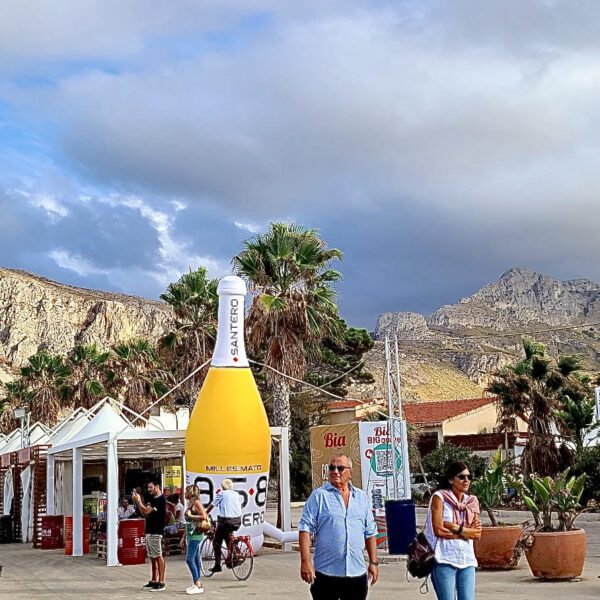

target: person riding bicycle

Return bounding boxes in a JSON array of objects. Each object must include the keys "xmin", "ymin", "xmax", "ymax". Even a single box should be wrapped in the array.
[{"xmin": 206, "ymin": 479, "xmax": 243, "ymax": 573}]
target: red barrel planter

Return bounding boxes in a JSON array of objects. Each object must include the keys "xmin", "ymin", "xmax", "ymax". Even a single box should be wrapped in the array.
[
  {"xmin": 64, "ymin": 515, "xmax": 90, "ymax": 555},
  {"xmin": 118, "ymin": 519, "xmax": 146, "ymax": 565},
  {"xmin": 41, "ymin": 515, "xmax": 64, "ymax": 550}
]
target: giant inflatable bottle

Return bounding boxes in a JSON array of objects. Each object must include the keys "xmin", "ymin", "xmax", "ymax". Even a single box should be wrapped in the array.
[{"xmin": 185, "ymin": 275, "xmax": 271, "ymax": 550}]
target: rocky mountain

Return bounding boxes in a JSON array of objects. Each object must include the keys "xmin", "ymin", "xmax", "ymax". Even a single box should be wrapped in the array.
[
  {"xmin": 365, "ymin": 267, "xmax": 600, "ymax": 402},
  {"xmin": 2, "ymin": 265, "xmax": 599, "ymax": 407},
  {"xmin": 0, "ymin": 268, "xmax": 173, "ymax": 385}
]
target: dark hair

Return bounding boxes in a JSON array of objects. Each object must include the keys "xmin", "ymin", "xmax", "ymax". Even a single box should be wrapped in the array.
[
  {"xmin": 171, "ymin": 493, "xmax": 180, "ymax": 502},
  {"xmin": 438, "ymin": 462, "xmax": 469, "ymax": 490},
  {"xmin": 148, "ymin": 478, "xmax": 161, "ymax": 487}
]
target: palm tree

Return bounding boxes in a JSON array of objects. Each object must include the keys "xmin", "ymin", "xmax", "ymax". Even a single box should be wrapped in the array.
[
  {"xmin": 233, "ymin": 223, "xmax": 343, "ymax": 431},
  {"xmin": 487, "ymin": 338, "xmax": 590, "ymax": 476},
  {"xmin": 19, "ymin": 350, "xmax": 70, "ymax": 426},
  {"xmin": 1, "ymin": 380, "xmax": 32, "ymax": 433},
  {"xmin": 108, "ymin": 339, "xmax": 173, "ymax": 418},
  {"xmin": 555, "ymin": 393, "xmax": 598, "ymax": 452},
  {"xmin": 64, "ymin": 344, "xmax": 112, "ymax": 409},
  {"xmin": 159, "ymin": 268, "xmax": 218, "ymax": 406}
]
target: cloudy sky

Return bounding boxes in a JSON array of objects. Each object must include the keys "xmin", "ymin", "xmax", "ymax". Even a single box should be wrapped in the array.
[{"xmin": 2, "ymin": 1, "xmax": 600, "ymax": 328}]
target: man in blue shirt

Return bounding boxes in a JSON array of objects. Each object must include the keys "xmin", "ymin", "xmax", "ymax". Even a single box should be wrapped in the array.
[
  {"xmin": 299, "ymin": 453, "xmax": 379, "ymax": 599},
  {"xmin": 206, "ymin": 478, "xmax": 242, "ymax": 573}
]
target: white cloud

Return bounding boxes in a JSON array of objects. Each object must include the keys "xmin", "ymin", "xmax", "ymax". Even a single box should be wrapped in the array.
[
  {"xmin": 171, "ymin": 200, "xmax": 187, "ymax": 212},
  {"xmin": 21, "ymin": 192, "xmax": 69, "ymax": 222},
  {"xmin": 234, "ymin": 221, "xmax": 261, "ymax": 234},
  {"xmin": 49, "ymin": 249, "xmax": 108, "ymax": 277},
  {"xmin": 98, "ymin": 194, "xmax": 229, "ymax": 286}
]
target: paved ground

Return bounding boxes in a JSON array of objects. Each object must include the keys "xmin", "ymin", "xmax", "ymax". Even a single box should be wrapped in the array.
[{"xmin": 1, "ymin": 511, "xmax": 598, "ymax": 599}]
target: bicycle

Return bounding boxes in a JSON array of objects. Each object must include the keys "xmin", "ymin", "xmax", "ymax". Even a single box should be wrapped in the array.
[{"xmin": 200, "ymin": 524, "xmax": 254, "ymax": 581}]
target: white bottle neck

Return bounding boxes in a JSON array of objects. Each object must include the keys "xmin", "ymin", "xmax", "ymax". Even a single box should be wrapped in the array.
[{"xmin": 211, "ymin": 292, "xmax": 249, "ymax": 367}]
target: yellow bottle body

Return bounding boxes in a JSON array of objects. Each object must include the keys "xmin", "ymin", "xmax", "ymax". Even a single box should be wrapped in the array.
[{"xmin": 185, "ymin": 367, "xmax": 271, "ymax": 547}]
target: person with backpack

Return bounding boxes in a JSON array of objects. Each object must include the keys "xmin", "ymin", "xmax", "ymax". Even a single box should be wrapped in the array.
[{"xmin": 424, "ymin": 462, "xmax": 482, "ymax": 600}]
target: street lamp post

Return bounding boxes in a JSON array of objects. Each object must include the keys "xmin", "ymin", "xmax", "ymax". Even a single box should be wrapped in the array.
[{"xmin": 13, "ymin": 407, "xmax": 29, "ymax": 449}]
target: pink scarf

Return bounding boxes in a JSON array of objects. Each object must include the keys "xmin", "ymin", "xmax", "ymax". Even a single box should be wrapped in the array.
[{"xmin": 439, "ymin": 490, "xmax": 480, "ymax": 526}]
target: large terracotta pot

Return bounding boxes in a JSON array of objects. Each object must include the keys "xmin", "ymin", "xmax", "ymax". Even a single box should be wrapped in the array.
[
  {"xmin": 525, "ymin": 529, "xmax": 586, "ymax": 580},
  {"xmin": 474, "ymin": 525, "xmax": 522, "ymax": 569}
]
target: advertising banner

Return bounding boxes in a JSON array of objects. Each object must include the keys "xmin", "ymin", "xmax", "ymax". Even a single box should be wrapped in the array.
[
  {"xmin": 310, "ymin": 424, "xmax": 362, "ymax": 489},
  {"xmin": 358, "ymin": 420, "xmax": 411, "ymax": 516},
  {"xmin": 163, "ymin": 465, "xmax": 182, "ymax": 492}
]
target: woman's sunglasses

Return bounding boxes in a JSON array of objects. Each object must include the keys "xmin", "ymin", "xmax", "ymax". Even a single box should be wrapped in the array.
[
  {"xmin": 456, "ymin": 474, "xmax": 472, "ymax": 481},
  {"xmin": 328, "ymin": 465, "xmax": 349, "ymax": 473}
]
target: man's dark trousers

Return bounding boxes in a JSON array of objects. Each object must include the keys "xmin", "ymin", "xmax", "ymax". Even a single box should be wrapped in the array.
[
  {"xmin": 213, "ymin": 516, "xmax": 241, "ymax": 568},
  {"xmin": 310, "ymin": 572, "xmax": 369, "ymax": 600}
]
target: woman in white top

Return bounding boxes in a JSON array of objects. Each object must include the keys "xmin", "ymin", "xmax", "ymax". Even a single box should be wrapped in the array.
[{"xmin": 425, "ymin": 462, "xmax": 482, "ymax": 600}]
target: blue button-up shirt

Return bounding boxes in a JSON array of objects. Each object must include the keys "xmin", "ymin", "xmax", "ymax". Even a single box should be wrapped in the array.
[
  {"xmin": 298, "ymin": 482, "xmax": 377, "ymax": 577},
  {"xmin": 213, "ymin": 489, "xmax": 242, "ymax": 518}
]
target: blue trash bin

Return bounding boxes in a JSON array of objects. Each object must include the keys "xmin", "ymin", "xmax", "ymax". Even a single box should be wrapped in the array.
[{"xmin": 384, "ymin": 499, "xmax": 416, "ymax": 555}]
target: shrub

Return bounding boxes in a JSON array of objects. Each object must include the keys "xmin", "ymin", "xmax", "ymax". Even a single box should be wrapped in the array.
[
  {"xmin": 571, "ymin": 446, "xmax": 600, "ymax": 505},
  {"xmin": 422, "ymin": 443, "xmax": 487, "ymax": 489}
]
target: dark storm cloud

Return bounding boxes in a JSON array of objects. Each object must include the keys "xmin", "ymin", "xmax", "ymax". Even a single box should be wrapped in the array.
[{"xmin": 3, "ymin": 1, "xmax": 600, "ymax": 326}]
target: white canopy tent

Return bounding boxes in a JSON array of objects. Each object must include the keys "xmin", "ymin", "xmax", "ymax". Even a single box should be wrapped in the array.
[
  {"xmin": 0, "ymin": 422, "xmax": 51, "ymax": 454},
  {"xmin": 47, "ymin": 399, "xmax": 292, "ymax": 565}
]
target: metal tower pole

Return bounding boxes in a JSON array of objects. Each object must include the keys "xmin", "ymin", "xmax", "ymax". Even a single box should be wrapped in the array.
[
  {"xmin": 384, "ymin": 337, "xmax": 395, "ymax": 500},
  {"xmin": 385, "ymin": 336, "xmax": 402, "ymax": 500},
  {"xmin": 385, "ymin": 336, "xmax": 410, "ymax": 500}
]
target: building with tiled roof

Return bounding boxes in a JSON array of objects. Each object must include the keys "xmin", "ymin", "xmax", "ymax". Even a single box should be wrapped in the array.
[
  {"xmin": 403, "ymin": 397, "xmax": 502, "ymax": 447},
  {"xmin": 403, "ymin": 397, "xmax": 496, "ymax": 427}
]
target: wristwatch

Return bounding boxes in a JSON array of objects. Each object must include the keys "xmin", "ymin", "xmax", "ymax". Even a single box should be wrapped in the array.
[{"xmin": 369, "ymin": 561, "xmax": 380, "ymax": 566}]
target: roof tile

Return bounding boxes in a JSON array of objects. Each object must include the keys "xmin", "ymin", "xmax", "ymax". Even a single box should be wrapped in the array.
[{"xmin": 403, "ymin": 397, "xmax": 496, "ymax": 426}]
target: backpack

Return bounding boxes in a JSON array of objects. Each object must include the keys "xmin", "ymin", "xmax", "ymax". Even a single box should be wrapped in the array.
[{"xmin": 407, "ymin": 531, "xmax": 435, "ymax": 579}]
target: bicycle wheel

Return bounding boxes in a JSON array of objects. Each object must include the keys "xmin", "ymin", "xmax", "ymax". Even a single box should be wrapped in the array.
[
  {"xmin": 200, "ymin": 537, "xmax": 216, "ymax": 577},
  {"xmin": 230, "ymin": 538, "xmax": 254, "ymax": 581}
]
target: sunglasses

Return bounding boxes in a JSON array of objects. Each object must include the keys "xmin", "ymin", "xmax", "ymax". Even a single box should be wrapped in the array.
[
  {"xmin": 456, "ymin": 474, "xmax": 472, "ymax": 481},
  {"xmin": 328, "ymin": 465, "xmax": 349, "ymax": 473}
]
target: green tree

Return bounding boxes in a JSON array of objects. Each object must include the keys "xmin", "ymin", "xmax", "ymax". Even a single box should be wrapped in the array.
[
  {"xmin": 487, "ymin": 339, "xmax": 590, "ymax": 476},
  {"xmin": 19, "ymin": 350, "xmax": 70, "ymax": 426},
  {"xmin": 233, "ymin": 223, "xmax": 343, "ymax": 431},
  {"xmin": 108, "ymin": 339, "xmax": 172, "ymax": 417},
  {"xmin": 64, "ymin": 344, "xmax": 112, "ymax": 409},
  {"xmin": 1, "ymin": 379, "xmax": 32, "ymax": 433},
  {"xmin": 266, "ymin": 391, "xmax": 328, "ymax": 501},
  {"xmin": 422, "ymin": 443, "xmax": 487, "ymax": 489},
  {"xmin": 304, "ymin": 321, "xmax": 375, "ymax": 397},
  {"xmin": 571, "ymin": 446, "xmax": 600, "ymax": 504},
  {"xmin": 555, "ymin": 393, "xmax": 598, "ymax": 453},
  {"xmin": 159, "ymin": 268, "xmax": 219, "ymax": 406}
]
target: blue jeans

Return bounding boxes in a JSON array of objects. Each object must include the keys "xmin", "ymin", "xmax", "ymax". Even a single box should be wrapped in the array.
[
  {"xmin": 431, "ymin": 563, "xmax": 475, "ymax": 600},
  {"xmin": 186, "ymin": 539, "xmax": 202, "ymax": 583}
]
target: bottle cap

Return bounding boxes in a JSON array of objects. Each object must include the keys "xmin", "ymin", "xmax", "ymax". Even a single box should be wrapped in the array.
[{"xmin": 217, "ymin": 276, "xmax": 247, "ymax": 297}]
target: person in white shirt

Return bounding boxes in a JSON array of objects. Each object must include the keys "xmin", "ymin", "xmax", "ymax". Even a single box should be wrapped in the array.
[
  {"xmin": 425, "ymin": 462, "xmax": 482, "ymax": 600},
  {"xmin": 172, "ymin": 493, "xmax": 186, "ymax": 528},
  {"xmin": 206, "ymin": 479, "xmax": 242, "ymax": 573},
  {"xmin": 117, "ymin": 497, "xmax": 136, "ymax": 520}
]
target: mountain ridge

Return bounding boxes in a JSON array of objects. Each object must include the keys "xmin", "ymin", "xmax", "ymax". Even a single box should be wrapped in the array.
[{"xmin": 367, "ymin": 267, "xmax": 600, "ymax": 403}]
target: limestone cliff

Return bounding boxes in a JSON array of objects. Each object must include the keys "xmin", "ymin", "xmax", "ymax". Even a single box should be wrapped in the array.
[
  {"xmin": 369, "ymin": 267, "xmax": 600, "ymax": 401},
  {"xmin": 0, "ymin": 268, "xmax": 173, "ymax": 372}
]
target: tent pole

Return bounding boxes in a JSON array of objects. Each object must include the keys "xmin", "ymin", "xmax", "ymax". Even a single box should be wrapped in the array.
[
  {"xmin": 46, "ymin": 454, "xmax": 55, "ymax": 516},
  {"xmin": 72, "ymin": 447, "xmax": 83, "ymax": 556},
  {"xmin": 279, "ymin": 427, "xmax": 292, "ymax": 552},
  {"xmin": 106, "ymin": 437, "xmax": 119, "ymax": 566}
]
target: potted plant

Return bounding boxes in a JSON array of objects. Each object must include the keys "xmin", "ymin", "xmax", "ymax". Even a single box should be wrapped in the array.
[
  {"xmin": 471, "ymin": 458, "xmax": 523, "ymax": 569},
  {"xmin": 521, "ymin": 469, "xmax": 587, "ymax": 580}
]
